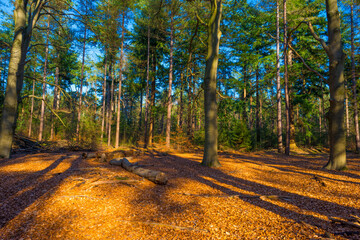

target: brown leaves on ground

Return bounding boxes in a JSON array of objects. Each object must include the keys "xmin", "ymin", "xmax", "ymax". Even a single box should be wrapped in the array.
[{"xmin": 0, "ymin": 150, "xmax": 359, "ymax": 239}]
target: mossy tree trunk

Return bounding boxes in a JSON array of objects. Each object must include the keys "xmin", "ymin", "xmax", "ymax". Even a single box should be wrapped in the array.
[
  {"xmin": 201, "ymin": 0, "xmax": 222, "ymax": 167},
  {"xmin": 0, "ymin": 0, "xmax": 45, "ymax": 158}
]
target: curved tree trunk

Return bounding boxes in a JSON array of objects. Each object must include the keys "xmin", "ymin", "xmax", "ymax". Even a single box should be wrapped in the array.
[
  {"xmin": 0, "ymin": 0, "xmax": 44, "ymax": 158},
  {"xmin": 201, "ymin": 0, "xmax": 222, "ymax": 167}
]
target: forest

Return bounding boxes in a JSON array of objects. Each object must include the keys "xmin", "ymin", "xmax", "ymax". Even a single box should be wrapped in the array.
[{"xmin": 0, "ymin": 0, "xmax": 360, "ymax": 239}]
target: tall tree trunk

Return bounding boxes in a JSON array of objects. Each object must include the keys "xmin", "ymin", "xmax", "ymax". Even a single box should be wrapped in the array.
[
  {"xmin": 39, "ymin": 17, "xmax": 50, "ymax": 142},
  {"xmin": 144, "ymin": 25, "xmax": 150, "ymax": 148},
  {"xmin": 101, "ymin": 58, "xmax": 107, "ymax": 142},
  {"xmin": 345, "ymin": 89, "xmax": 349, "ymax": 137},
  {"xmin": 149, "ymin": 54, "xmax": 156, "ymax": 146},
  {"xmin": 256, "ymin": 67, "xmax": 260, "ymax": 145},
  {"xmin": 76, "ymin": 26, "xmax": 87, "ymax": 142},
  {"xmin": 351, "ymin": 1, "xmax": 360, "ymax": 153},
  {"xmin": 108, "ymin": 64, "xmax": 114, "ymax": 147},
  {"xmin": 166, "ymin": 7, "xmax": 174, "ymax": 149},
  {"xmin": 115, "ymin": 12, "xmax": 125, "ymax": 148},
  {"xmin": 178, "ymin": 72, "xmax": 184, "ymax": 129},
  {"xmin": 28, "ymin": 56, "xmax": 37, "ymax": 138},
  {"xmin": 276, "ymin": 0, "xmax": 283, "ymax": 153},
  {"xmin": 283, "ymin": 0, "xmax": 291, "ymax": 155},
  {"xmin": 0, "ymin": 0, "xmax": 43, "ymax": 158},
  {"xmin": 323, "ymin": 0, "xmax": 346, "ymax": 170},
  {"xmin": 201, "ymin": 0, "xmax": 222, "ymax": 167},
  {"xmin": 50, "ymin": 64, "xmax": 59, "ymax": 140}
]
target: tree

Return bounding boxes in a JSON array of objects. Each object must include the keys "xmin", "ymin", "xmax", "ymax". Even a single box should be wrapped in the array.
[
  {"xmin": 201, "ymin": 0, "xmax": 222, "ymax": 167},
  {"xmin": 322, "ymin": 0, "xmax": 346, "ymax": 170},
  {"xmin": 0, "ymin": 0, "xmax": 46, "ymax": 158}
]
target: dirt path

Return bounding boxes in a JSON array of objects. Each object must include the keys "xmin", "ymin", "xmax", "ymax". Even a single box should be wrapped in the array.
[{"xmin": 0, "ymin": 150, "xmax": 359, "ymax": 239}]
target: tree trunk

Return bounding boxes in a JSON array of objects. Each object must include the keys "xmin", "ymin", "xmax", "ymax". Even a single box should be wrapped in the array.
[
  {"xmin": 110, "ymin": 158, "xmax": 168, "ymax": 185},
  {"xmin": 201, "ymin": 0, "xmax": 222, "ymax": 167},
  {"xmin": 144, "ymin": 25, "xmax": 150, "ymax": 148},
  {"xmin": 345, "ymin": 89, "xmax": 349, "ymax": 137},
  {"xmin": 50, "ymin": 64, "xmax": 59, "ymax": 140},
  {"xmin": 28, "ymin": 57, "xmax": 37, "ymax": 138},
  {"xmin": 283, "ymin": 0, "xmax": 290, "ymax": 155},
  {"xmin": 108, "ymin": 64, "xmax": 114, "ymax": 147},
  {"xmin": 323, "ymin": 0, "xmax": 346, "ymax": 170},
  {"xmin": 39, "ymin": 17, "xmax": 50, "ymax": 142},
  {"xmin": 101, "ymin": 58, "xmax": 107, "ymax": 142},
  {"xmin": 256, "ymin": 67, "xmax": 260, "ymax": 146},
  {"xmin": 351, "ymin": 1, "xmax": 360, "ymax": 153},
  {"xmin": 276, "ymin": 0, "xmax": 283, "ymax": 153},
  {"xmin": 0, "ymin": 0, "xmax": 43, "ymax": 158},
  {"xmin": 76, "ymin": 26, "xmax": 87, "ymax": 142},
  {"xmin": 166, "ymin": 7, "xmax": 174, "ymax": 149},
  {"xmin": 149, "ymin": 55, "xmax": 156, "ymax": 146},
  {"xmin": 115, "ymin": 12, "xmax": 125, "ymax": 148}
]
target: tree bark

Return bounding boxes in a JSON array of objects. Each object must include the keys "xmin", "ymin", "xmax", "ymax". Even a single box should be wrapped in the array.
[
  {"xmin": 201, "ymin": 0, "xmax": 222, "ymax": 167},
  {"xmin": 50, "ymin": 64, "xmax": 59, "ymax": 140},
  {"xmin": 115, "ymin": 12, "xmax": 125, "ymax": 148},
  {"xmin": 28, "ymin": 56, "xmax": 37, "ymax": 138},
  {"xmin": 39, "ymin": 16, "xmax": 50, "ymax": 142},
  {"xmin": 283, "ymin": 0, "xmax": 290, "ymax": 155},
  {"xmin": 101, "ymin": 57, "xmax": 107, "ymax": 142},
  {"xmin": 323, "ymin": 0, "xmax": 346, "ymax": 170},
  {"xmin": 276, "ymin": 0, "xmax": 283, "ymax": 153},
  {"xmin": 108, "ymin": 64, "xmax": 114, "ymax": 147},
  {"xmin": 144, "ymin": 25, "xmax": 150, "ymax": 148},
  {"xmin": 351, "ymin": 1, "xmax": 360, "ymax": 153},
  {"xmin": 76, "ymin": 26, "xmax": 87, "ymax": 142},
  {"xmin": 166, "ymin": 6, "xmax": 174, "ymax": 149},
  {"xmin": 0, "ymin": 0, "xmax": 44, "ymax": 158},
  {"xmin": 110, "ymin": 158, "xmax": 168, "ymax": 185}
]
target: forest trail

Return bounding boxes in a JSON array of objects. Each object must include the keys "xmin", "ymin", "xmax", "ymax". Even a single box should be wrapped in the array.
[{"xmin": 0, "ymin": 150, "xmax": 359, "ymax": 239}]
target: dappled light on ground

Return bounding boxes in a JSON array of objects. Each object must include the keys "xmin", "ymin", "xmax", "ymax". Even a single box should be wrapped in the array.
[{"xmin": 0, "ymin": 150, "xmax": 359, "ymax": 239}]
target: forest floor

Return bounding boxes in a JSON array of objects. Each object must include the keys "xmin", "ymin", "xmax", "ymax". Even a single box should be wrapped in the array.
[{"xmin": 0, "ymin": 145, "xmax": 360, "ymax": 239}]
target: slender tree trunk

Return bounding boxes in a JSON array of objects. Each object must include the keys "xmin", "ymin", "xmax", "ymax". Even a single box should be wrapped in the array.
[
  {"xmin": 256, "ymin": 67, "xmax": 260, "ymax": 145},
  {"xmin": 319, "ymin": 97, "xmax": 322, "ymax": 139},
  {"xmin": 351, "ymin": 1, "xmax": 360, "ymax": 153},
  {"xmin": 39, "ymin": 17, "xmax": 50, "ymax": 142},
  {"xmin": 345, "ymin": 89, "xmax": 349, "ymax": 137},
  {"xmin": 101, "ymin": 58, "xmax": 107, "ymax": 142},
  {"xmin": 323, "ymin": 0, "xmax": 346, "ymax": 170},
  {"xmin": 276, "ymin": 0, "xmax": 283, "ymax": 153},
  {"xmin": 50, "ymin": 64, "xmax": 59, "ymax": 140},
  {"xmin": 283, "ymin": 0, "xmax": 290, "ymax": 155},
  {"xmin": 149, "ymin": 55, "xmax": 156, "ymax": 146},
  {"xmin": 28, "ymin": 56, "xmax": 37, "ymax": 138},
  {"xmin": 166, "ymin": 8, "xmax": 174, "ymax": 149},
  {"xmin": 144, "ymin": 25, "xmax": 150, "ymax": 148},
  {"xmin": 108, "ymin": 64, "xmax": 114, "ymax": 147},
  {"xmin": 201, "ymin": 0, "xmax": 222, "ymax": 167},
  {"xmin": 76, "ymin": 26, "xmax": 87, "ymax": 142},
  {"xmin": 115, "ymin": 12, "xmax": 125, "ymax": 148},
  {"xmin": 178, "ymin": 72, "xmax": 184, "ymax": 129}
]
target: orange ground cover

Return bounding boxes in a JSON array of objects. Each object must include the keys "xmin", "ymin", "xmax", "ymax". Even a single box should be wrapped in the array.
[{"xmin": 0, "ymin": 149, "xmax": 359, "ymax": 239}]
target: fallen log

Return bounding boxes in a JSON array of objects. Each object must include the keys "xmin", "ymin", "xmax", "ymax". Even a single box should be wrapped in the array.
[{"xmin": 109, "ymin": 158, "xmax": 168, "ymax": 185}]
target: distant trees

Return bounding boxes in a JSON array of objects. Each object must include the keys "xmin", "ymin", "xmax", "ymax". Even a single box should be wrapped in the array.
[{"xmin": 0, "ymin": 0, "xmax": 358, "ymax": 171}]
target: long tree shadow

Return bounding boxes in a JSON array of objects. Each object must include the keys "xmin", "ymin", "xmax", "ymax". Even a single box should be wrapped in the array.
[
  {"xmin": 0, "ymin": 154, "xmax": 69, "ymax": 203},
  {"xmin": 0, "ymin": 154, "xmax": 83, "ymax": 230},
  {"xmin": 136, "ymin": 153, "xmax": 360, "ymax": 235},
  {"xmin": 221, "ymin": 151, "xmax": 360, "ymax": 180}
]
